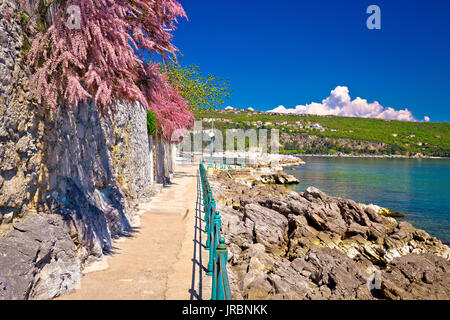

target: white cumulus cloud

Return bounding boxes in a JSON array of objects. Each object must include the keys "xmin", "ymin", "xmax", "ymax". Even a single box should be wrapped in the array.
[{"xmin": 267, "ymin": 86, "xmax": 417, "ymax": 121}]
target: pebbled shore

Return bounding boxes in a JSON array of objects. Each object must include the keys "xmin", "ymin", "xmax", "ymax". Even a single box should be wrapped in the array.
[{"xmin": 209, "ymin": 170, "xmax": 450, "ymax": 300}]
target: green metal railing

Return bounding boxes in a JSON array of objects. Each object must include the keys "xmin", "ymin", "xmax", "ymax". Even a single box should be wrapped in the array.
[
  {"xmin": 199, "ymin": 162, "xmax": 232, "ymax": 300},
  {"xmin": 208, "ymin": 157, "xmax": 253, "ymax": 175}
]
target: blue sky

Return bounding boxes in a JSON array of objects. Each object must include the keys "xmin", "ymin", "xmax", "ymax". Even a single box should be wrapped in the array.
[{"xmin": 173, "ymin": 0, "xmax": 450, "ymax": 122}]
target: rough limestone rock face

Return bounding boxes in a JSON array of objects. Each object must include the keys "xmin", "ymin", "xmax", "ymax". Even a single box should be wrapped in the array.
[
  {"xmin": 0, "ymin": 0, "xmax": 20, "ymax": 100},
  {"xmin": 111, "ymin": 102, "xmax": 153, "ymax": 201},
  {"xmin": 154, "ymin": 134, "xmax": 174, "ymax": 185},
  {"xmin": 0, "ymin": 1, "xmax": 155, "ymax": 299},
  {"xmin": 0, "ymin": 214, "xmax": 81, "ymax": 300},
  {"xmin": 154, "ymin": 134, "xmax": 167, "ymax": 184},
  {"xmin": 380, "ymin": 253, "xmax": 450, "ymax": 300},
  {"xmin": 0, "ymin": 0, "xmax": 41, "ymax": 228},
  {"xmin": 212, "ymin": 173, "xmax": 450, "ymax": 300},
  {"xmin": 244, "ymin": 203, "xmax": 288, "ymax": 255}
]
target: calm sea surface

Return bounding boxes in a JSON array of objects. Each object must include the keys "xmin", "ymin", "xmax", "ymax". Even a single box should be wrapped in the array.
[{"xmin": 283, "ymin": 156, "xmax": 450, "ymax": 244}]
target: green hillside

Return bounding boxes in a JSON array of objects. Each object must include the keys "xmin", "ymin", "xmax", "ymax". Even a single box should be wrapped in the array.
[{"xmin": 193, "ymin": 108, "xmax": 450, "ymax": 157}]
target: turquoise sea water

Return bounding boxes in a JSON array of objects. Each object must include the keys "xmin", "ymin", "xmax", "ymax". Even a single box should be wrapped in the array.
[{"xmin": 283, "ymin": 156, "xmax": 450, "ymax": 245}]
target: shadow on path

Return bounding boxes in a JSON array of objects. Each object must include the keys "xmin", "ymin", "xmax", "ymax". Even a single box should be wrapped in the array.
[{"xmin": 189, "ymin": 170, "xmax": 209, "ymax": 300}]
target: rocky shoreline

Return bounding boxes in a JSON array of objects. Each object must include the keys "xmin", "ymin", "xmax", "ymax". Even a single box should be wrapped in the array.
[
  {"xmin": 209, "ymin": 170, "xmax": 450, "ymax": 300},
  {"xmin": 207, "ymin": 152, "xmax": 306, "ymax": 169},
  {"xmin": 223, "ymin": 169, "xmax": 299, "ymax": 187}
]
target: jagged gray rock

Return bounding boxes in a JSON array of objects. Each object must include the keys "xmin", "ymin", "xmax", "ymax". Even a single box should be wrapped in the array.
[
  {"xmin": 0, "ymin": 214, "xmax": 81, "ymax": 300},
  {"xmin": 244, "ymin": 203, "xmax": 288, "ymax": 255},
  {"xmin": 380, "ymin": 253, "xmax": 450, "ymax": 300}
]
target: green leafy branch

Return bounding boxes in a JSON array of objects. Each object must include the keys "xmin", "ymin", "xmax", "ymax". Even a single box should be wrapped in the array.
[{"xmin": 160, "ymin": 60, "xmax": 232, "ymax": 109}]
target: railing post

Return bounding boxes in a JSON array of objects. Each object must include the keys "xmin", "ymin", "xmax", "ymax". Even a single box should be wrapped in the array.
[
  {"xmin": 205, "ymin": 190, "xmax": 212, "ymax": 248},
  {"xmin": 207, "ymin": 200, "xmax": 217, "ymax": 275},
  {"xmin": 211, "ymin": 260, "xmax": 217, "ymax": 300},
  {"xmin": 205, "ymin": 201, "xmax": 210, "ymax": 244},
  {"xmin": 207, "ymin": 230, "xmax": 214, "ymax": 275},
  {"xmin": 212, "ymin": 209, "xmax": 221, "ymax": 259},
  {"xmin": 216, "ymin": 237, "xmax": 228, "ymax": 300},
  {"xmin": 213, "ymin": 210, "xmax": 221, "ymax": 256}
]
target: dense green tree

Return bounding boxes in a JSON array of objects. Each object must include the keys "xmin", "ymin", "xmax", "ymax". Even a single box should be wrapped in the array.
[
  {"xmin": 161, "ymin": 60, "xmax": 232, "ymax": 109},
  {"xmin": 146, "ymin": 110, "xmax": 157, "ymax": 135}
]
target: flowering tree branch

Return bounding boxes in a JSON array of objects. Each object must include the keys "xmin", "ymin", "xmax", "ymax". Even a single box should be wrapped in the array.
[{"xmin": 19, "ymin": 0, "xmax": 194, "ymax": 139}]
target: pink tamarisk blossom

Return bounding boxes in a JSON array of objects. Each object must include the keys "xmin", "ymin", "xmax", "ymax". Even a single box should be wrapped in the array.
[
  {"xmin": 24, "ymin": 0, "xmax": 193, "ymax": 136},
  {"xmin": 139, "ymin": 64, "xmax": 194, "ymax": 140}
]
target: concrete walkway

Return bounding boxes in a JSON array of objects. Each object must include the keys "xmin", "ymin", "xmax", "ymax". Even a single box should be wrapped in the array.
[{"xmin": 59, "ymin": 163, "xmax": 210, "ymax": 300}]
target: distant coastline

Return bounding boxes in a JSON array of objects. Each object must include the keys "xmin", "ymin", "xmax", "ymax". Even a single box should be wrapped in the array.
[
  {"xmin": 286, "ymin": 153, "xmax": 449, "ymax": 160},
  {"xmin": 194, "ymin": 108, "xmax": 450, "ymax": 158}
]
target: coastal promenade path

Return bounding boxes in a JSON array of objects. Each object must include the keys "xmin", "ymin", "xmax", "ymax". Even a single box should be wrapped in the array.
[{"xmin": 58, "ymin": 163, "xmax": 211, "ymax": 300}]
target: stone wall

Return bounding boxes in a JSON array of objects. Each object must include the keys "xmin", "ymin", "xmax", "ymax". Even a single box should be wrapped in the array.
[
  {"xmin": 0, "ymin": 0, "xmax": 157, "ymax": 299},
  {"xmin": 154, "ymin": 134, "xmax": 175, "ymax": 185},
  {"xmin": 111, "ymin": 102, "xmax": 155, "ymax": 202},
  {"xmin": 0, "ymin": 0, "xmax": 20, "ymax": 100},
  {"xmin": 0, "ymin": 0, "xmax": 40, "ymax": 228}
]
